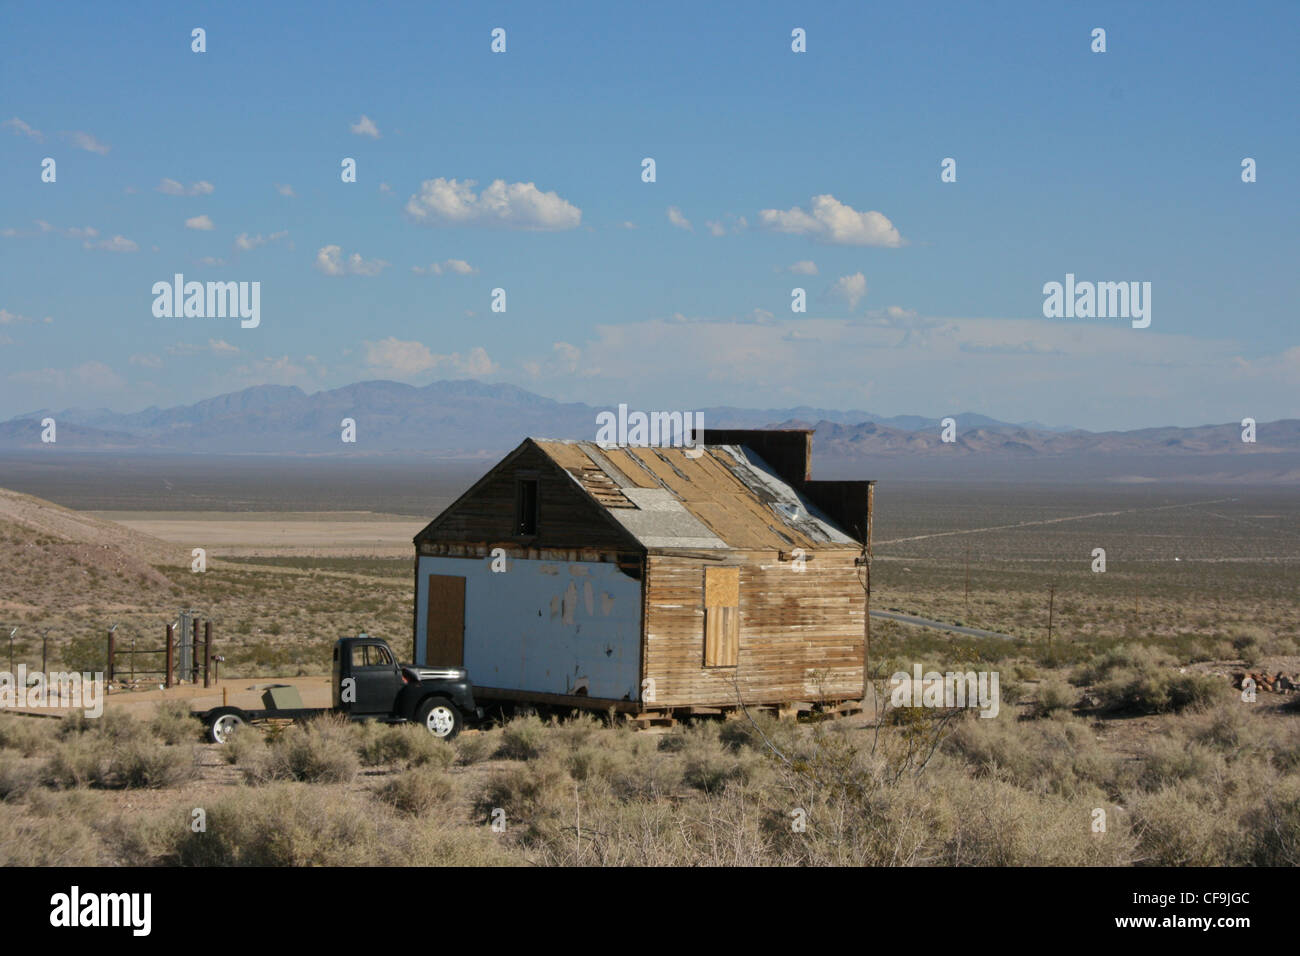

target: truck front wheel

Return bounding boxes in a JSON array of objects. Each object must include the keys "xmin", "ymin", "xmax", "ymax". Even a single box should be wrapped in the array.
[
  {"xmin": 415, "ymin": 696, "xmax": 462, "ymax": 740},
  {"xmin": 206, "ymin": 707, "xmax": 249, "ymax": 744}
]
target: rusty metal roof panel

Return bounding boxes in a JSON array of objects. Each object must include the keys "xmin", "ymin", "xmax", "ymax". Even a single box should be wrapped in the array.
[{"xmin": 532, "ymin": 439, "xmax": 857, "ymax": 551}]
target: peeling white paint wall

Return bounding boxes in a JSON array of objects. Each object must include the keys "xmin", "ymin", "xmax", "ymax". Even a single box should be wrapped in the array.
[{"xmin": 415, "ymin": 555, "xmax": 643, "ymax": 701}]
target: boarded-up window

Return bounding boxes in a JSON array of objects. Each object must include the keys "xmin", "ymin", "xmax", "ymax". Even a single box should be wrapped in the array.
[
  {"xmin": 514, "ymin": 478, "xmax": 539, "ymax": 535},
  {"xmin": 703, "ymin": 566, "xmax": 739, "ymax": 667}
]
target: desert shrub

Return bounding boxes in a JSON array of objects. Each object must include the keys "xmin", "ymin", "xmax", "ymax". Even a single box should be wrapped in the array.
[
  {"xmin": 547, "ymin": 712, "xmax": 604, "ymax": 752},
  {"xmin": 455, "ymin": 730, "xmax": 498, "ymax": 766},
  {"xmin": 475, "ymin": 754, "xmax": 570, "ymax": 840},
  {"xmin": 944, "ymin": 713, "xmax": 1116, "ymax": 799},
  {"xmin": 376, "ymin": 767, "xmax": 455, "ymax": 816},
  {"xmin": 677, "ymin": 721, "xmax": 768, "ymax": 793},
  {"xmin": 0, "ymin": 752, "xmax": 34, "ymax": 800},
  {"xmin": 1075, "ymin": 643, "xmax": 1177, "ymax": 686},
  {"xmin": 222, "ymin": 723, "xmax": 266, "ymax": 765},
  {"xmin": 1033, "ymin": 681, "xmax": 1078, "ymax": 718},
  {"xmin": 1239, "ymin": 777, "xmax": 1300, "ymax": 866},
  {"xmin": 935, "ymin": 777, "xmax": 1134, "ymax": 866},
  {"xmin": 150, "ymin": 700, "xmax": 201, "ymax": 745},
  {"xmin": 40, "ymin": 736, "xmax": 107, "ymax": 788},
  {"xmin": 359, "ymin": 723, "xmax": 455, "ymax": 770},
  {"xmin": 109, "ymin": 739, "xmax": 196, "ymax": 789},
  {"xmin": 240, "ymin": 715, "xmax": 359, "ymax": 784},
  {"xmin": 1094, "ymin": 669, "xmax": 1227, "ymax": 715},
  {"xmin": 496, "ymin": 713, "xmax": 547, "ymax": 761},
  {"xmin": 0, "ymin": 800, "xmax": 102, "ymax": 866},
  {"xmin": 1133, "ymin": 737, "xmax": 1223, "ymax": 790},
  {"xmin": 0, "ymin": 715, "xmax": 55, "ymax": 756},
  {"xmin": 57, "ymin": 709, "xmax": 146, "ymax": 744},
  {"xmin": 1129, "ymin": 784, "xmax": 1239, "ymax": 866}
]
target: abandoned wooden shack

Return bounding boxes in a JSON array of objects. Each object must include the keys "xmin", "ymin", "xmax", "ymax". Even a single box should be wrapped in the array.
[{"xmin": 411, "ymin": 429, "xmax": 874, "ymax": 718}]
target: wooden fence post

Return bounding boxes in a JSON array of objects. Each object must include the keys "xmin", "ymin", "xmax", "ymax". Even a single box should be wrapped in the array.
[
  {"xmin": 165, "ymin": 623, "xmax": 174, "ymax": 689},
  {"xmin": 203, "ymin": 621, "xmax": 212, "ymax": 688}
]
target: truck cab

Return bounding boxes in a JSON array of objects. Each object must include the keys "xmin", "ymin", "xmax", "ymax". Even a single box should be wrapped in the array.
[{"xmin": 331, "ymin": 634, "xmax": 480, "ymax": 736}]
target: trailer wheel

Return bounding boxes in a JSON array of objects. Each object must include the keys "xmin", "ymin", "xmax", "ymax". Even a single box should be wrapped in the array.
[
  {"xmin": 415, "ymin": 696, "xmax": 462, "ymax": 740},
  {"xmin": 206, "ymin": 707, "xmax": 248, "ymax": 744}
]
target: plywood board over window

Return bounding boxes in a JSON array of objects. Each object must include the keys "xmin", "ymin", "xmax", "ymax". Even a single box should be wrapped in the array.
[{"xmin": 704, "ymin": 566, "xmax": 739, "ymax": 667}]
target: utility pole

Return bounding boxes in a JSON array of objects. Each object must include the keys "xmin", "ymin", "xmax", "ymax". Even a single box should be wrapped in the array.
[
  {"xmin": 964, "ymin": 545, "xmax": 971, "ymax": 610},
  {"xmin": 1047, "ymin": 584, "xmax": 1056, "ymax": 659}
]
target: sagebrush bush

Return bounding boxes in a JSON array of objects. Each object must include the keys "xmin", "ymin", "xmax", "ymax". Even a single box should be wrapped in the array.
[
  {"xmin": 358, "ymin": 722, "xmax": 455, "ymax": 770},
  {"xmin": 1034, "ymin": 681, "xmax": 1078, "ymax": 718},
  {"xmin": 0, "ymin": 715, "xmax": 55, "ymax": 756},
  {"xmin": 496, "ymin": 713, "xmax": 547, "ymax": 761},
  {"xmin": 150, "ymin": 700, "xmax": 201, "ymax": 745},
  {"xmin": 455, "ymin": 730, "xmax": 498, "ymax": 765},
  {"xmin": 169, "ymin": 783, "xmax": 516, "ymax": 866},
  {"xmin": 376, "ymin": 767, "xmax": 455, "ymax": 816},
  {"xmin": 240, "ymin": 715, "xmax": 359, "ymax": 784},
  {"xmin": 1094, "ymin": 669, "xmax": 1226, "ymax": 715}
]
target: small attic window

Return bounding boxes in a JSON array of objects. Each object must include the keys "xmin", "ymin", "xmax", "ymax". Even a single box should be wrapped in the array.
[{"xmin": 514, "ymin": 477, "xmax": 539, "ymax": 535}]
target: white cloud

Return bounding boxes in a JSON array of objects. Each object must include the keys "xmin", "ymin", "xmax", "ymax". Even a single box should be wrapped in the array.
[
  {"xmin": 185, "ymin": 214, "xmax": 215, "ymax": 231},
  {"xmin": 412, "ymin": 258, "xmax": 478, "ymax": 276},
  {"xmin": 274, "ymin": 183, "xmax": 295, "ymax": 197},
  {"xmin": 234, "ymin": 230, "xmax": 289, "ymax": 251},
  {"xmin": 405, "ymin": 177, "xmax": 581, "ymax": 231},
  {"xmin": 130, "ymin": 353, "xmax": 164, "ymax": 368},
  {"xmin": 3, "ymin": 117, "xmax": 43, "ymax": 141},
  {"xmin": 350, "ymin": 115, "xmax": 381, "ymax": 138},
  {"xmin": 231, "ymin": 355, "xmax": 319, "ymax": 387},
  {"xmin": 788, "ymin": 260, "xmax": 819, "ymax": 275},
  {"xmin": 0, "ymin": 309, "xmax": 33, "ymax": 325},
  {"xmin": 197, "ymin": 256, "xmax": 226, "ymax": 266},
  {"xmin": 157, "ymin": 178, "xmax": 214, "ymax": 196},
  {"xmin": 833, "ymin": 272, "xmax": 868, "ymax": 308},
  {"xmin": 11, "ymin": 361, "xmax": 124, "ymax": 390},
  {"xmin": 667, "ymin": 206, "xmax": 692, "ymax": 231},
  {"xmin": 167, "ymin": 339, "xmax": 240, "ymax": 357},
  {"xmin": 705, "ymin": 220, "xmax": 726, "ymax": 236},
  {"xmin": 362, "ymin": 337, "xmax": 496, "ymax": 377},
  {"xmin": 83, "ymin": 235, "xmax": 138, "ymax": 253},
  {"xmin": 759, "ymin": 194, "xmax": 903, "ymax": 247},
  {"xmin": 620, "ymin": 221, "xmax": 637, "ymax": 230},
  {"xmin": 65, "ymin": 130, "xmax": 110, "ymax": 154},
  {"xmin": 315, "ymin": 245, "xmax": 389, "ymax": 276}
]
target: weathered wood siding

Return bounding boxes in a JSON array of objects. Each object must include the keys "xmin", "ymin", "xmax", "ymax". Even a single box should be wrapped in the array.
[
  {"xmin": 643, "ymin": 551, "xmax": 865, "ymax": 706},
  {"xmin": 417, "ymin": 441, "xmax": 637, "ymax": 553}
]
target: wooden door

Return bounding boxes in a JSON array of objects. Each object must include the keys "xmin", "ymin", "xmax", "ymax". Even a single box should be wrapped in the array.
[{"xmin": 425, "ymin": 575, "xmax": 466, "ymax": 666}]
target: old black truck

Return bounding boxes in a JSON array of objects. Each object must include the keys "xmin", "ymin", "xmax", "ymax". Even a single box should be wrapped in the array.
[{"xmin": 199, "ymin": 634, "xmax": 479, "ymax": 743}]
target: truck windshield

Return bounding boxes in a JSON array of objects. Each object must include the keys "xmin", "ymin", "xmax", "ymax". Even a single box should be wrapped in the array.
[{"xmin": 351, "ymin": 644, "xmax": 393, "ymax": 668}]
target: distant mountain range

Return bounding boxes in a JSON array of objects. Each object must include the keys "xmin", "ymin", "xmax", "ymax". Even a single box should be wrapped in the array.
[{"xmin": 2, "ymin": 380, "xmax": 1297, "ymax": 482}]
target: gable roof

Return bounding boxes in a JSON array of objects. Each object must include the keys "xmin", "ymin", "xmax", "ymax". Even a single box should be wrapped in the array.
[{"xmin": 532, "ymin": 439, "xmax": 860, "ymax": 551}]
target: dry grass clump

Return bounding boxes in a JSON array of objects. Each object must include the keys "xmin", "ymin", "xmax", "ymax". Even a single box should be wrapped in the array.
[
  {"xmin": 358, "ymin": 722, "xmax": 455, "ymax": 770},
  {"xmin": 376, "ymin": 767, "xmax": 456, "ymax": 816},
  {"xmin": 496, "ymin": 712, "xmax": 547, "ymax": 760},
  {"xmin": 168, "ymin": 783, "xmax": 516, "ymax": 866},
  {"xmin": 944, "ymin": 712, "xmax": 1117, "ymax": 799},
  {"xmin": 238, "ymin": 714, "xmax": 359, "ymax": 784},
  {"xmin": 454, "ymin": 729, "xmax": 499, "ymax": 765},
  {"xmin": 149, "ymin": 700, "xmax": 202, "ymax": 745},
  {"xmin": 0, "ymin": 714, "xmax": 56, "ymax": 756},
  {"xmin": 40, "ymin": 729, "xmax": 196, "ymax": 790}
]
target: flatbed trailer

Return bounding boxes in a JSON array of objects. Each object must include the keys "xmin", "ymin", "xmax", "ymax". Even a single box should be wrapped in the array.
[{"xmin": 198, "ymin": 634, "xmax": 480, "ymax": 743}]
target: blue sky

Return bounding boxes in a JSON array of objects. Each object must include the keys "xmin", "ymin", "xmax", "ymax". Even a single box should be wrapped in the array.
[{"xmin": 1, "ymin": 0, "xmax": 1296, "ymax": 431}]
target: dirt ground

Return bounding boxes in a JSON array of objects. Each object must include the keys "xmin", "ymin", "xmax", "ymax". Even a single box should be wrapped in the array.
[{"xmin": 90, "ymin": 511, "xmax": 425, "ymax": 557}]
